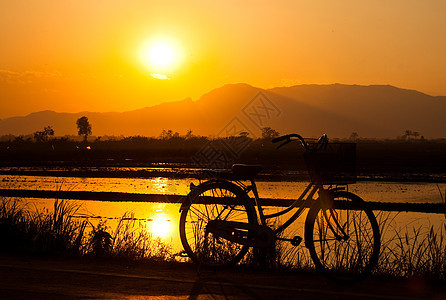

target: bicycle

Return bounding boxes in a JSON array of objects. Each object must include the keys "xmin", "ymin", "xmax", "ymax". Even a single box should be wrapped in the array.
[{"xmin": 179, "ymin": 133, "xmax": 381, "ymax": 284}]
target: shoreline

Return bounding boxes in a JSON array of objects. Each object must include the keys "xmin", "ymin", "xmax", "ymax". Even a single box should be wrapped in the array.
[{"xmin": 1, "ymin": 168, "xmax": 445, "ymax": 183}]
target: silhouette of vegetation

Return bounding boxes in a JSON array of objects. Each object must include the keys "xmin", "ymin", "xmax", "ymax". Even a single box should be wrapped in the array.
[
  {"xmin": 0, "ymin": 197, "xmax": 174, "ymax": 261},
  {"xmin": 88, "ymin": 221, "xmax": 113, "ymax": 257},
  {"xmin": 76, "ymin": 116, "xmax": 92, "ymax": 142},
  {"xmin": 349, "ymin": 132, "xmax": 359, "ymax": 141},
  {"xmin": 160, "ymin": 129, "xmax": 180, "ymax": 140},
  {"xmin": 0, "ymin": 129, "xmax": 445, "ymax": 181},
  {"xmin": 1, "ymin": 196, "xmax": 445, "ymax": 280},
  {"xmin": 261, "ymin": 127, "xmax": 280, "ymax": 139},
  {"xmin": 185, "ymin": 129, "xmax": 194, "ymax": 139},
  {"xmin": 0, "ymin": 197, "xmax": 87, "ymax": 255},
  {"xmin": 402, "ymin": 130, "xmax": 421, "ymax": 141},
  {"xmin": 33, "ymin": 126, "xmax": 54, "ymax": 143}
]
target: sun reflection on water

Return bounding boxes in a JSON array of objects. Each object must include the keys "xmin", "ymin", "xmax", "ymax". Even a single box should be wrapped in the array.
[
  {"xmin": 150, "ymin": 215, "xmax": 172, "ymax": 238},
  {"xmin": 146, "ymin": 203, "xmax": 173, "ymax": 239},
  {"xmin": 151, "ymin": 177, "xmax": 169, "ymax": 193}
]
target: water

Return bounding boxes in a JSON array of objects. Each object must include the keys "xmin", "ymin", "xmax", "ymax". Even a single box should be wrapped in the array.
[
  {"xmin": 1, "ymin": 173, "xmax": 445, "ymax": 252},
  {"xmin": 2, "ymin": 175, "xmax": 444, "ymax": 203}
]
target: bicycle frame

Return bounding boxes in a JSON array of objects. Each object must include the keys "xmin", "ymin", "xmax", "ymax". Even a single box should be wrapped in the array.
[
  {"xmin": 237, "ymin": 179, "xmax": 323, "ymax": 235},
  {"xmin": 228, "ymin": 178, "xmax": 353, "ymax": 247},
  {"xmin": 180, "ymin": 134, "xmax": 380, "ymax": 283}
]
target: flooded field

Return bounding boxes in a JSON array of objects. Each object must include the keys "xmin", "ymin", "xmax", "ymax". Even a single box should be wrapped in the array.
[{"xmin": 1, "ymin": 172, "xmax": 445, "ymax": 252}]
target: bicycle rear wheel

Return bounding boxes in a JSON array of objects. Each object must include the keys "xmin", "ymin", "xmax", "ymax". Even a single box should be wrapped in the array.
[
  {"xmin": 305, "ymin": 191, "xmax": 380, "ymax": 284},
  {"xmin": 179, "ymin": 180, "xmax": 256, "ymax": 268}
]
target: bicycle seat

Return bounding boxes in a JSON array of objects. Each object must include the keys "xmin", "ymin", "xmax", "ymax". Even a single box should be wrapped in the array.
[{"xmin": 231, "ymin": 164, "xmax": 263, "ymax": 177}]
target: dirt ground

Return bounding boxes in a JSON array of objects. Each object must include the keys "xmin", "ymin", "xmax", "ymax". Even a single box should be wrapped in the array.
[{"xmin": 0, "ymin": 255, "xmax": 445, "ymax": 299}]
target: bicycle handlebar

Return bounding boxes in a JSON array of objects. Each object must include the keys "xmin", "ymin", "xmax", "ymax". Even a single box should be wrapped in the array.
[
  {"xmin": 272, "ymin": 133, "xmax": 308, "ymax": 149},
  {"xmin": 272, "ymin": 133, "xmax": 328, "ymax": 151}
]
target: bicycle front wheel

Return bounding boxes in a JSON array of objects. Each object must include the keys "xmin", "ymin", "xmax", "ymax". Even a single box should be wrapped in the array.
[
  {"xmin": 305, "ymin": 191, "xmax": 380, "ymax": 284},
  {"xmin": 179, "ymin": 180, "xmax": 257, "ymax": 268}
]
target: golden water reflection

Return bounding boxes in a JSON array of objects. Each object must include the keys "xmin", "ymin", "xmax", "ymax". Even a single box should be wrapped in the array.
[
  {"xmin": 19, "ymin": 198, "xmax": 182, "ymax": 250},
  {"xmin": 150, "ymin": 215, "xmax": 172, "ymax": 238},
  {"xmin": 148, "ymin": 203, "xmax": 174, "ymax": 239},
  {"xmin": 4, "ymin": 179, "xmax": 445, "ymax": 255}
]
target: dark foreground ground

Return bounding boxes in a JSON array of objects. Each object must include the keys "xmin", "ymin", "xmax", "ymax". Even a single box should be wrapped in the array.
[{"xmin": 0, "ymin": 255, "xmax": 445, "ymax": 299}]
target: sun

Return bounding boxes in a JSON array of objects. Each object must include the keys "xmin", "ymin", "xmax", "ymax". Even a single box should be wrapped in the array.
[
  {"xmin": 149, "ymin": 43, "xmax": 174, "ymax": 68},
  {"xmin": 139, "ymin": 38, "xmax": 182, "ymax": 76}
]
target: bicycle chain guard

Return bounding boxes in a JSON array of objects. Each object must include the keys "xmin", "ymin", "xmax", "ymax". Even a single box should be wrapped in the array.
[{"xmin": 206, "ymin": 220, "xmax": 275, "ymax": 248}]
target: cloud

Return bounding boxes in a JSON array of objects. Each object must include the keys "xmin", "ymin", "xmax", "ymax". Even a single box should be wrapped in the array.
[
  {"xmin": 0, "ymin": 69, "xmax": 61, "ymax": 84},
  {"xmin": 150, "ymin": 73, "xmax": 170, "ymax": 80}
]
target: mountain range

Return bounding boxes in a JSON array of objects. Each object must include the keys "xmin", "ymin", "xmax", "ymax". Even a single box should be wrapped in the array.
[{"xmin": 1, "ymin": 83, "xmax": 445, "ymax": 138}]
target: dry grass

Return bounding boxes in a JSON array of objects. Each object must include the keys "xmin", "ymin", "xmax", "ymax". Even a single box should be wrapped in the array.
[
  {"xmin": 376, "ymin": 221, "xmax": 446, "ymax": 279},
  {"xmin": 242, "ymin": 208, "xmax": 446, "ymax": 281},
  {"xmin": 373, "ymin": 186, "xmax": 446, "ymax": 279},
  {"xmin": 0, "ymin": 197, "xmax": 87, "ymax": 255},
  {"xmin": 2, "ymin": 195, "xmax": 445, "ymax": 280},
  {"xmin": 106, "ymin": 212, "xmax": 174, "ymax": 261},
  {"xmin": 0, "ymin": 197, "xmax": 174, "ymax": 261}
]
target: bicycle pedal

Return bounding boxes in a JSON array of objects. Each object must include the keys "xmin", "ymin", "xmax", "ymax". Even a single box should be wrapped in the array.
[{"xmin": 291, "ymin": 236, "xmax": 302, "ymax": 246}]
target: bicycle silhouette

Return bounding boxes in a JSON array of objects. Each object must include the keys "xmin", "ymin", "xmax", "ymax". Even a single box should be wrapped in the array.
[{"xmin": 179, "ymin": 133, "xmax": 380, "ymax": 284}]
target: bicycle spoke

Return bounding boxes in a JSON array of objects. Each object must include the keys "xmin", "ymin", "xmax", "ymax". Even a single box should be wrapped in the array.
[
  {"xmin": 179, "ymin": 182, "xmax": 254, "ymax": 268},
  {"xmin": 305, "ymin": 191, "xmax": 380, "ymax": 283}
]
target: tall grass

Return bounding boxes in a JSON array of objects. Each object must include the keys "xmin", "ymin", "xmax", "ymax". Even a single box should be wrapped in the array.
[
  {"xmin": 376, "ymin": 221, "xmax": 446, "ymax": 279},
  {"xmin": 2, "ymin": 195, "xmax": 446, "ymax": 280},
  {"xmin": 437, "ymin": 184, "xmax": 446, "ymax": 219},
  {"xmin": 104, "ymin": 212, "xmax": 174, "ymax": 261},
  {"xmin": 374, "ymin": 186, "xmax": 444, "ymax": 279},
  {"xmin": 242, "ymin": 209, "xmax": 446, "ymax": 281},
  {"xmin": 0, "ymin": 197, "xmax": 173, "ymax": 261},
  {"xmin": 0, "ymin": 197, "xmax": 87, "ymax": 255}
]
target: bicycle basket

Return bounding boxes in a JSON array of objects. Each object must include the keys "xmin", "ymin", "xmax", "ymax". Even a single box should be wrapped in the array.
[{"xmin": 303, "ymin": 143, "xmax": 356, "ymax": 185}]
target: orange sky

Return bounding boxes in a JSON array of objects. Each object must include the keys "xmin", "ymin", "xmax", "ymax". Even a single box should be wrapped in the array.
[{"xmin": 1, "ymin": 0, "xmax": 445, "ymax": 118}]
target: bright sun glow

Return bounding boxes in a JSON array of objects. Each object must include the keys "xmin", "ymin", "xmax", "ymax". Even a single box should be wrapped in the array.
[
  {"xmin": 150, "ymin": 216, "xmax": 171, "ymax": 238},
  {"xmin": 139, "ymin": 38, "xmax": 182, "ymax": 78},
  {"xmin": 150, "ymin": 44, "xmax": 174, "ymax": 67}
]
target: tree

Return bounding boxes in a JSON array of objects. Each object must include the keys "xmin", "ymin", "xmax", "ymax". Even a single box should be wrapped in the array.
[
  {"xmin": 76, "ymin": 116, "xmax": 92, "ymax": 142},
  {"xmin": 185, "ymin": 129, "xmax": 194, "ymax": 139},
  {"xmin": 160, "ymin": 129, "xmax": 180, "ymax": 140},
  {"xmin": 33, "ymin": 126, "xmax": 54, "ymax": 142},
  {"xmin": 349, "ymin": 132, "xmax": 359, "ymax": 141},
  {"xmin": 404, "ymin": 130, "xmax": 413, "ymax": 140},
  {"xmin": 261, "ymin": 127, "xmax": 280, "ymax": 139},
  {"xmin": 160, "ymin": 129, "xmax": 172, "ymax": 140},
  {"xmin": 403, "ymin": 130, "xmax": 421, "ymax": 141}
]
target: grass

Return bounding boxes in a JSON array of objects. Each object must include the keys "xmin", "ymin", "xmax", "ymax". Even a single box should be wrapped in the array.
[
  {"xmin": 0, "ymin": 197, "xmax": 174, "ymax": 262},
  {"xmin": 1, "ymin": 195, "xmax": 445, "ymax": 281},
  {"xmin": 376, "ymin": 219, "xmax": 446, "ymax": 280},
  {"xmin": 0, "ymin": 197, "xmax": 87, "ymax": 255},
  {"xmin": 373, "ymin": 185, "xmax": 445, "ymax": 279},
  {"xmin": 106, "ymin": 212, "xmax": 174, "ymax": 261},
  {"xmin": 242, "ymin": 208, "xmax": 446, "ymax": 282}
]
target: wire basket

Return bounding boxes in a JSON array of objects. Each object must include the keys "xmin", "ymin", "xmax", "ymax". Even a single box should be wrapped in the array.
[{"xmin": 303, "ymin": 143, "xmax": 356, "ymax": 185}]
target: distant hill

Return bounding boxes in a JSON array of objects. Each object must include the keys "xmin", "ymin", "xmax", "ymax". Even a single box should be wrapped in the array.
[{"xmin": 0, "ymin": 83, "xmax": 445, "ymax": 138}]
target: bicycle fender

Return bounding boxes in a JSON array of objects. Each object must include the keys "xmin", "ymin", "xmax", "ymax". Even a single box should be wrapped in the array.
[{"xmin": 179, "ymin": 180, "xmax": 230, "ymax": 212}]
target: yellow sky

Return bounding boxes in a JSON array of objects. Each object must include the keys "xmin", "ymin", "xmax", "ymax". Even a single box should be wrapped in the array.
[{"xmin": 1, "ymin": 0, "xmax": 445, "ymax": 118}]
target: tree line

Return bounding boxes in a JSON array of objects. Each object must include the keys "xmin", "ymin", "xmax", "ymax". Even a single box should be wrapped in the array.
[{"xmin": 0, "ymin": 117, "xmax": 443, "ymax": 144}]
